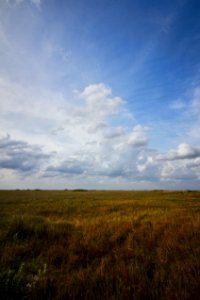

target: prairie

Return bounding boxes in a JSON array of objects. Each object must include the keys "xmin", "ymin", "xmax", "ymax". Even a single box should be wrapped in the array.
[{"xmin": 0, "ymin": 190, "xmax": 199, "ymax": 299}]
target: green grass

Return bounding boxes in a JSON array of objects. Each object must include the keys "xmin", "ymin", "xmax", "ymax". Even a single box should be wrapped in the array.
[{"xmin": 0, "ymin": 190, "xmax": 200, "ymax": 299}]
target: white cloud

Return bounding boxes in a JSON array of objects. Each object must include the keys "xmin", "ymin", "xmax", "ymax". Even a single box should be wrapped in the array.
[
  {"xmin": 127, "ymin": 125, "xmax": 148, "ymax": 147},
  {"xmin": 159, "ymin": 160, "xmax": 199, "ymax": 181},
  {"xmin": 156, "ymin": 143, "xmax": 200, "ymax": 161},
  {"xmin": 0, "ymin": 78, "xmax": 150, "ymax": 183},
  {"xmin": 80, "ymin": 83, "xmax": 124, "ymax": 119},
  {"xmin": 1, "ymin": 75, "xmax": 199, "ymax": 188},
  {"xmin": 138, "ymin": 143, "xmax": 200, "ymax": 183}
]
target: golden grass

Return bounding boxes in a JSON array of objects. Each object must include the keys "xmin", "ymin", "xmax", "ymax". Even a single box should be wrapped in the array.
[{"xmin": 0, "ymin": 190, "xmax": 199, "ymax": 299}]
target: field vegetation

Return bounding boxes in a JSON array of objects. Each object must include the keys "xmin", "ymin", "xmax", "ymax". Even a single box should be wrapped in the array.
[{"xmin": 0, "ymin": 190, "xmax": 200, "ymax": 299}]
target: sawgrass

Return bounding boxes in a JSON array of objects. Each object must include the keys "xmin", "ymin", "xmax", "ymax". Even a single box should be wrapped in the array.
[{"xmin": 0, "ymin": 190, "xmax": 199, "ymax": 299}]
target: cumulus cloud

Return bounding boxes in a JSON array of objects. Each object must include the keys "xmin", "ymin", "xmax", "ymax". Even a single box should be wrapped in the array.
[
  {"xmin": 80, "ymin": 83, "xmax": 124, "ymax": 115},
  {"xmin": 0, "ymin": 78, "xmax": 149, "ymax": 183},
  {"xmin": 137, "ymin": 143, "xmax": 200, "ymax": 184},
  {"xmin": 1, "ymin": 75, "xmax": 200, "ymax": 188},
  {"xmin": 0, "ymin": 134, "xmax": 49, "ymax": 173},
  {"xmin": 156, "ymin": 143, "xmax": 200, "ymax": 161},
  {"xmin": 73, "ymin": 83, "xmax": 125, "ymax": 125},
  {"xmin": 127, "ymin": 125, "xmax": 148, "ymax": 147},
  {"xmin": 159, "ymin": 159, "xmax": 200, "ymax": 182}
]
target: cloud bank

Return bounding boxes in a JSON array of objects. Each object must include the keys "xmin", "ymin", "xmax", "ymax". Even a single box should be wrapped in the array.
[
  {"xmin": 0, "ymin": 134, "xmax": 49, "ymax": 174},
  {"xmin": 1, "ymin": 79, "xmax": 200, "ymax": 189}
]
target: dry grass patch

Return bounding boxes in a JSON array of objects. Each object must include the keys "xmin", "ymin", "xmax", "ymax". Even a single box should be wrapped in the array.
[{"xmin": 0, "ymin": 190, "xmax": 199, "ymax": 299}]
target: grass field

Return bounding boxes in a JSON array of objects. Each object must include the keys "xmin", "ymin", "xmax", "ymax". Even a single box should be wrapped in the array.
[{"xmin": 0, "ymin": 190, "xmax": 200, "ymax": 300}]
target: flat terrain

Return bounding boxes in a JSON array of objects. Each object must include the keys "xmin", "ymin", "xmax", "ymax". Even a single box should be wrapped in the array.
[{"xmin": 0, "ymin": 190, "xmax": 200, "ymax": 300}]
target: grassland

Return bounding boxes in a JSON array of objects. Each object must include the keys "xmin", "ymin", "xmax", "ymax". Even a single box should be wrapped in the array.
[{"xmin": 0, "ymin": 190, "xmax": 199, "ymax": 300}]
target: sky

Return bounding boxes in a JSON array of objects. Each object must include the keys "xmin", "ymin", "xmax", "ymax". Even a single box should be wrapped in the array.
[{"xmin": 0, "ymin": 0, "xmax": 200, "ymax": 189}]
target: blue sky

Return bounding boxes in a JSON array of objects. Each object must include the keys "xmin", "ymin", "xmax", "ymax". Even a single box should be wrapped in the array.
[{"xmin": 0, "ymin": 0, "xmax": 200, "ymax": 189}]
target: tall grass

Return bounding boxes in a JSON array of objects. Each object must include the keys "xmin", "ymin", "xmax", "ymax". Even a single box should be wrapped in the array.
[{"xmin": 0, "ymin": 190, "xmax": 199, "ymax": 299}]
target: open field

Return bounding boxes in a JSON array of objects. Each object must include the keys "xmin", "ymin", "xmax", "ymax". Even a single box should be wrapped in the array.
[{"xmin": 0, "ymin": 190, "xmax": 200, "ymax": 300}]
